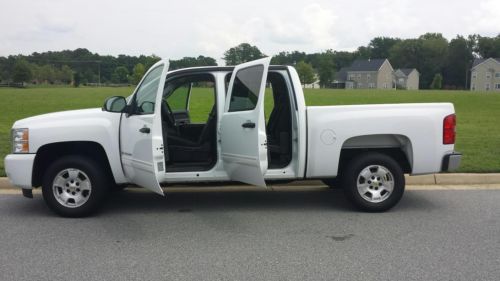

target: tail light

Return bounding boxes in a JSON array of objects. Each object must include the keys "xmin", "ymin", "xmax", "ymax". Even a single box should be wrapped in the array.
[{"xmin": 443, "ymin": 114, "xmax": 456, "ymax": 145}]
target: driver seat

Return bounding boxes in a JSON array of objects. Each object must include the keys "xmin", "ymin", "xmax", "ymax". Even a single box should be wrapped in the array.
[{"xmin": 162, "ymin": 103, "xmax": 217, "ymax": 163}]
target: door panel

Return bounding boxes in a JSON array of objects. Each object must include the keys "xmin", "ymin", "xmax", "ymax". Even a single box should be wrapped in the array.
[
  {"xmin": 120, "ymin": 61, "xmax": 169, "ymax": 195},
  {"xmin": 220, "ymin": 58, "xmax": 271, "ymax": 187}
]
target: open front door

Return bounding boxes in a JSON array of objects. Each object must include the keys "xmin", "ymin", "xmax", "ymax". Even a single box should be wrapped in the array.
[
  {"xmin": 220, "ymin": 58, "xmax": 271, "ymax": 187},
  {"xmin": 120, "ymin": 60, "xmax": 169, "ymax": 195}
]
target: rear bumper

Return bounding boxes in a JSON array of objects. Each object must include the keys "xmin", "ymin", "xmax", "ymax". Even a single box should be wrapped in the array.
[
  {"xmin": 442, "ymin": 152, "xmax": 462, "ymax": 172},
  {"xmin": 4, "ymin": 154, "xmax": 36, "ymax": 189}
]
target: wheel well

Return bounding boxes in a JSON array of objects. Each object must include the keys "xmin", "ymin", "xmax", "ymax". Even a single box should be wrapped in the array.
[
  {"xmin": 338, "ymin": 148, "xmax": 412, "ymax": 175},
  {"xmin": 32, "ymin": 142, "xmax": 114, "ymax": 187}
]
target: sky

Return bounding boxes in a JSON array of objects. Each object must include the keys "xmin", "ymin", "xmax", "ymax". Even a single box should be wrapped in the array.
[{"xmin": 1, "ymin": 0, "xmax": 499, "ymax": 63}]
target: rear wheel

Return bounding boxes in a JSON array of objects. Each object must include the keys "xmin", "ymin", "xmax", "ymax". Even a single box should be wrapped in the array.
[
  {"xmin": 341, "ymin": 152, "xmax": 405, "ymax": 212},
  {"xmin": 42, "ymin": 156, "xmax": 109, "ymax": 217}
]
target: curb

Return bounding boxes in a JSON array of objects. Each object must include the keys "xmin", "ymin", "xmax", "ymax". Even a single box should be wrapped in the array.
[{"xmin": 1, "ymin": 174, "xmax": 500, "ymax": 190}]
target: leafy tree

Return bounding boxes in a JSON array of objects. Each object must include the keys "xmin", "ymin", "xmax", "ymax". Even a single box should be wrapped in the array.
[
  {"xmin": 73, "ymin": 72, "xmax": 81, "ymax": 87},
  {"xmin": 444, "ymin": 36, "xmax": 474, "ymax": 89},
  {"xmin": 223, "ymin": 43, "xmax": 266, "ymax": 65},
  {"xmin": 82, "ymin": 69, "xmax": 96, "ymax": 84},
  {"xmin": 271, "ymin": 51, "xmax": 306, "ymax": 65},
  {"xmin": 12, "ymin": 59, "xmax": 32, "ymax": 83},
  {"xmin": 111, "ymin": 66, "xmax": 129, "ymax": 83},
  {"xmin": 195, "ymin": 55, "xmax": 217, "ymax": 67},
  {"xmin": 430, "ymin": 73, "xmax": 443, "ymax": 89},
  {"xmin": 130, "ymin": 63, "xmax": 145, "ymax": 85},
  {"xmin": 389, "ymin": 39, "xmax": 423, "ymax": 70},
  {"xmin": 390, "ymin": 33, "xmax": 448, "ymax": 89},
  {"xmin": 295, "ymin": 61, "xmax": 315, "ymax": 86},
  {"xmin": 40, "ymin": 64, "xmax": 56, "ymax": 83},
  {"xmin": 317, "ymin": 51, "xmax": 335, "ymax": 87},
  {"xmin": 355, "ymin": 46, "xmax": 371, "ymax": 59},
  {"xmin": 368, "ymin": 37, "xmax": 402, "ymax": 59},
  {"xmin": 60, "ymin": 65, "xmax": 73, "ymax": 84},
  {"xmin": 142, "ymin": 55, "xmax": 162, "ymax": 69},
  {"xmin": 418, "ymin": 33, "xmax": 449, "ymax": 89},
  {"xmin": 331, "ymin": 51, "xmax": 356, "ymax": 71},
  {"xmin": 476, "ymin": 35, "xmax": 500, "ymax": 58},
  {"xmin": 169, "ymin": 56, "xmax": 217, "ymax": 70}
]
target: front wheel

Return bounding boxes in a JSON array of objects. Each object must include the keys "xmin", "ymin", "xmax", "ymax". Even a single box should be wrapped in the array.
[
  {"xmin": 341, "ymin": 152, "xmax": 405, "ymax": 212},
  {"xmin": 42, "ymin": 156, "xmax": 109, "ymax": 217}
]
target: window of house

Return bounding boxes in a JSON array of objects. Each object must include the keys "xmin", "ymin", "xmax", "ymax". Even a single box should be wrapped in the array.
[
  {"xmin": 496, "ymin": 72, "xmax": 500, "ymax": 78},
  {"xmin": 472, "ymin": 72, "xmax": 477, "ymax": 79},
  {"xmin": 369, "ymin": 83, "xmax": 375, "ymax": 88},
  {"xmin": 486, "ymin": 83, "xmax": 490, "ymax": 90},
  {"xmin": 367, "ymin": 74, "xmax": 371, "ymax": 79},
  {"xmin": 495, "ymin": 84, "xmax": 500, "ymax": 89}
]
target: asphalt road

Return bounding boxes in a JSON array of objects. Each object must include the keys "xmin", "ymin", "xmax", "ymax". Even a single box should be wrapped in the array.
[{"xmin": 0, "ymin": 188, "xmax": 499, "ymax": 281}]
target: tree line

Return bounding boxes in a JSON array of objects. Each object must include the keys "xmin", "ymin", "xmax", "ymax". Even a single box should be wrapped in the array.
[
  {"xmin": 271, "ymin": 34, "xmax": 499, "ymax": 89},
  {"xmin": 0, "ymin": 48, "xmax": 216, "ymax": 86},
  {"xmin": 1, "ymin": 33, "xmax": 499, "ymax": 89}
]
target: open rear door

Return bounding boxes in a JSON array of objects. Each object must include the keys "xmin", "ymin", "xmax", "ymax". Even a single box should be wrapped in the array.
[
  {"xmin": 120, "ymin": 60, "xmax": 169, "ymax": 195},
  {"xmin": 220, "ymin": 58, "xmax": 271, "ymax": 187}
]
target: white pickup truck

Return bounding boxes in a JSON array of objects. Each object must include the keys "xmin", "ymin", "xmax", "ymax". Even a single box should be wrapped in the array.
[{"xmin": 4, "ymin": 58, "xmax": 461, "ymax": 217}]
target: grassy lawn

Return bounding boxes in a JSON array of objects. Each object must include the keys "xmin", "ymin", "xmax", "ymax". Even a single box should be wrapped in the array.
[{"xmin": 1, "ymin": 86, "xmax": 499, "ymax": 176}]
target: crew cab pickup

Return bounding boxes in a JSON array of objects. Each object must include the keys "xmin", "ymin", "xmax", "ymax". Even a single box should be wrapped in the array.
[{"xmin": 4, "ymin": 58, "xmax": 462, "ymax": 217}]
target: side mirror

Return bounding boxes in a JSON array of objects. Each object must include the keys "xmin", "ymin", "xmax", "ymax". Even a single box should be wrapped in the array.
[{"xmin": 103, "ymin": 96, "xmax": 127, "ymax": 113}]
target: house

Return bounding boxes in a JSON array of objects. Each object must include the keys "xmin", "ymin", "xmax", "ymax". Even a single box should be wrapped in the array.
[
  {"xmin": 303, "ymin": 74, "xmax": 321, "ymax": 89},
  {"xmin": 336, "ymin": 59, "xmax": 395, "ymax": 90},
  {"xmin": 394, "ymin": 68, "xmax": 420, "ymax": 90},
  {"xmin": 470, "ymin": 58, "xmax": 500, "ymax": 92}
]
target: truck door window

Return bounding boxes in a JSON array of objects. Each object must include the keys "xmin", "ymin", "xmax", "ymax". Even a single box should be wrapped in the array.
[
  {"xmin": 188, "ymin": 81, "xmax": 215, "ymax": 123},
  {"xmin": 167, "ymin": 84, "xmax": 189, "ymax": 112},
  {"xmin": 228, "ymin": 65, "xmax": 264, "ymax": 112},
  {"xmin": 132, "ymin": 65, "xmax": 163, "ymax": 115}
]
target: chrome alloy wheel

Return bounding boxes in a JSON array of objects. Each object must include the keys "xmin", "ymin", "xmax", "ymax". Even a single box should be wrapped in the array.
[
  {"xmin": 52, "ymin": 168, "xmax": 92, "ymax": 208},
  {"xmin": 356, "ymin": 165, "xmax": 394, "ymax": 203}
]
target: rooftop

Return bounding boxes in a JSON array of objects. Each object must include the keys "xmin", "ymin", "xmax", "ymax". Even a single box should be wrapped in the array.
[{"xmin": 472, "ymin": 58, "xmax": 500, "ymax": 68}]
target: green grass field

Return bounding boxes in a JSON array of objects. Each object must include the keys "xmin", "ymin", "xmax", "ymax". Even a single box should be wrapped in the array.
[{"xmin": 1, "ymin": 86, "xmax": 499, "ymax": 176}]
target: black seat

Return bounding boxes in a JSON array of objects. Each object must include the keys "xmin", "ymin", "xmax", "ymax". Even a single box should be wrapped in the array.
[{"xmin": 162, "ymin": 103, "xmax": 217, "ymax": 163}]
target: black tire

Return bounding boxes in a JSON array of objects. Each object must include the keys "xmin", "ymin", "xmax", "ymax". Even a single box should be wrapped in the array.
[
  {"xmin": 341, "ymin": 152, "xmax": 405, "ymax": 212},
  {"xmin": 42, "ymin": 155, "xmax": 110, "ymax": 217},
  {"xmin": 322, "ymin": 178, "xmax": 340, "ymax": 189}
]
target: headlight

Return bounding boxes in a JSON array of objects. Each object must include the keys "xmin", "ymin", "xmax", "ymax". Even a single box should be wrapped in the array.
[{"xmin": 12, "ymin": 128, "xmax": 29, "ymax": 154}]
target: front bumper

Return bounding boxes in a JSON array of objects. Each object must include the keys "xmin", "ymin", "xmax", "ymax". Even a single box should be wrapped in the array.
[
  {"xmin": 4, "ymin": 154, "xmax": 36, "ymax": 189},
  {"xmin": 442, "ymin": 152, "xmax": 462, "ymax": 172}
]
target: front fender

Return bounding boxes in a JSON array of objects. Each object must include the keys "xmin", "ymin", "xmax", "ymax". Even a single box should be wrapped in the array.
[{"xmin": 26, "ymin": 110, "xmax": 126, "ymax": 183}]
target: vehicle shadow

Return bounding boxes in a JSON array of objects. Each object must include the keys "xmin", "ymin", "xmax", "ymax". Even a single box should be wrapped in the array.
[
  {"xmin": 100, "ymin": 188, "xmax": 437, "ymax": 215},
  {"xmin": 102, "ymin": 188, "xmax": 351, "ymax": 215},
  {"xmin": 7, "ymin": 188, "xmax": 438, "ymax": 218}
]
